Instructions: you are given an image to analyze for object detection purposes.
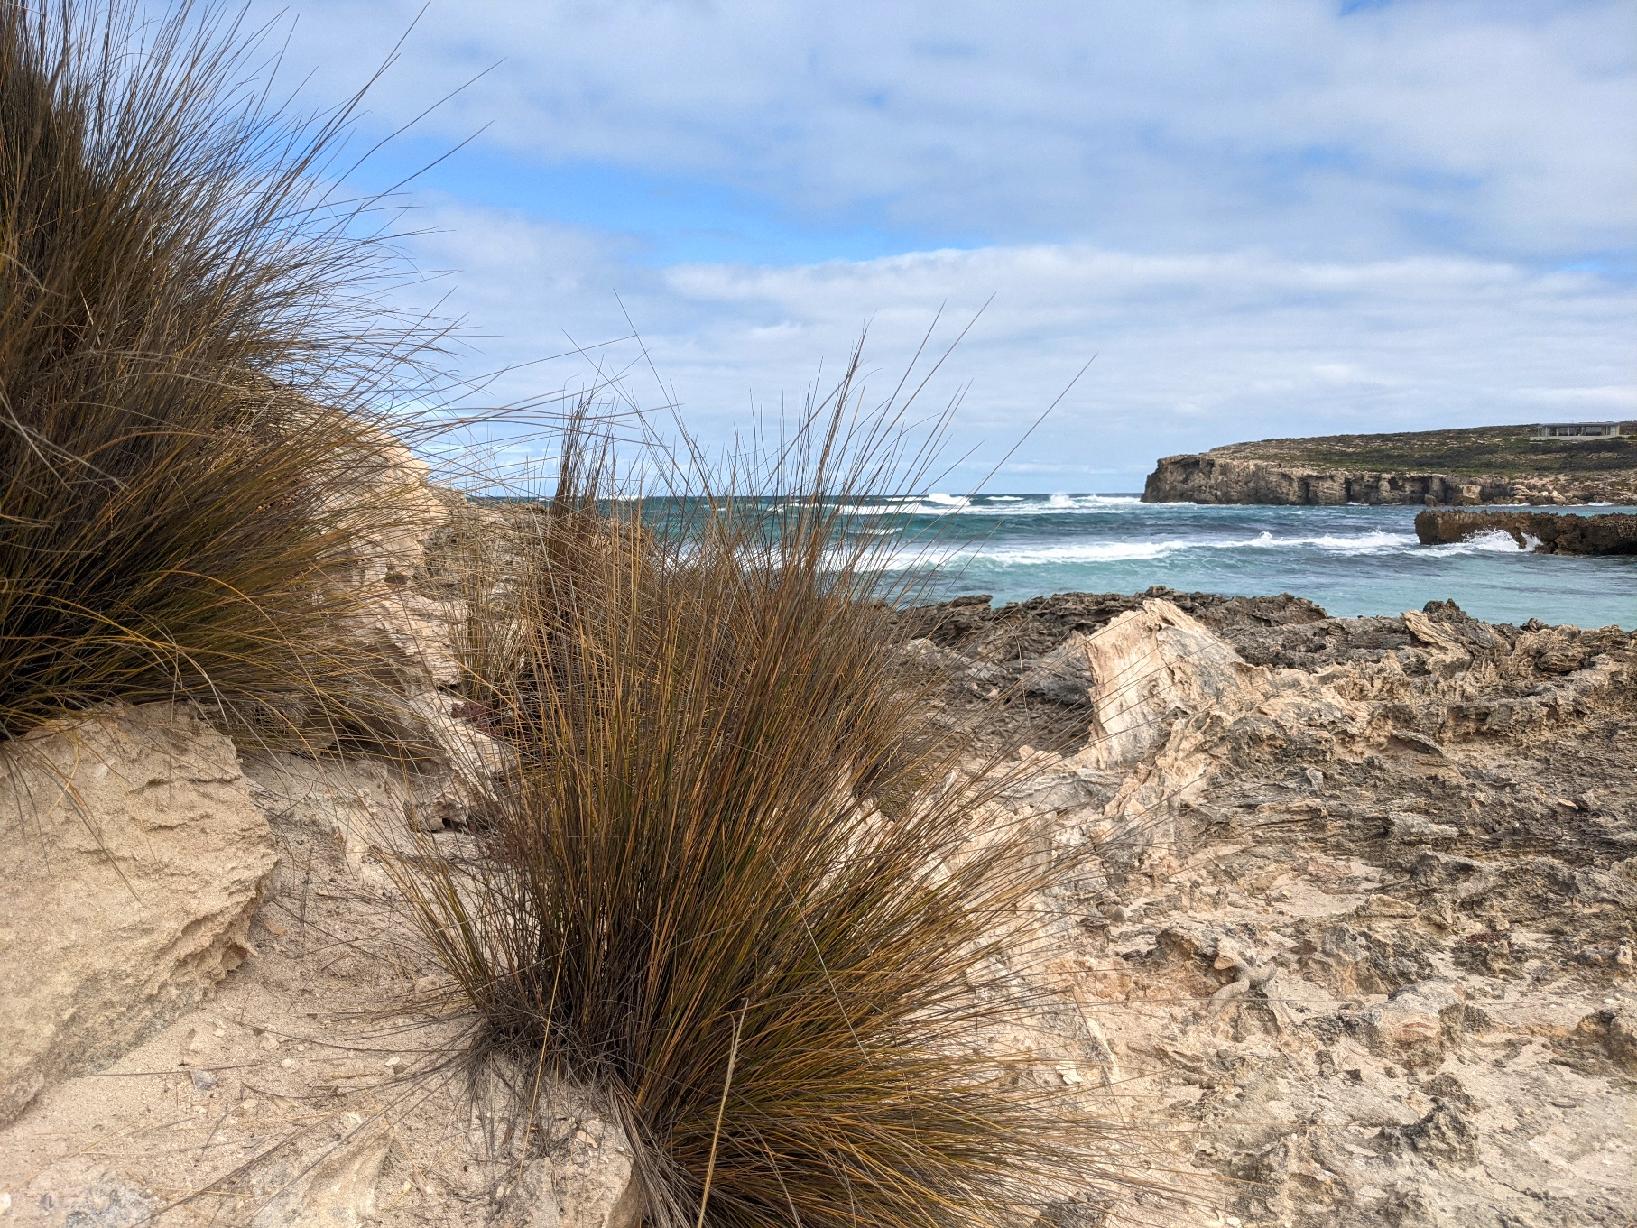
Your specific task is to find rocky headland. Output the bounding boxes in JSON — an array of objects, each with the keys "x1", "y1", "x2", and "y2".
[
  {"x1": 3, "y1": 470, "x2": 1635, "y2": 1226},
  {"x1": 1143, "y1": 424, "x2": 1637, "y2": 505},
  {"x1": 1416, "y1": 508, "x2": 1637, "y2": 555}
]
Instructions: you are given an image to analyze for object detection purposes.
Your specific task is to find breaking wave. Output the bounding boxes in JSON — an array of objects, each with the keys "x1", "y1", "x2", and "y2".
[
  {"x1": 969, "y1": 529, "x2": 1438, "y2": 566},
  {"x1": 1423, "y1": 529, "x2": 1529, "y2": 556}
]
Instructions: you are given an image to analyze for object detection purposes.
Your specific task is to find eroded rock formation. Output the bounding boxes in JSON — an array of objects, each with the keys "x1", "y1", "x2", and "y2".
[
  {"x1": 1143, "y1": 453, "x2": 1515, "y2": 505},
  {"x1": 1416, "y1": 507, "x2": 1637, "y2": 555},
  {"x1": 0, "y1": 462, "x2": 638, "y2": 1227},
  {"x1": 1143, "y1": 452, "x2": 1637, "y2": 505},
  {"x1": 904, "y1": 590, "x2": 1637, "y2": 1227},
  {"x1": 0, "y1": 703, "x2": 276, "y2": 1123},
  {"x1": 5, "y1": 456, "x2": 1635, "y2": 1226}
]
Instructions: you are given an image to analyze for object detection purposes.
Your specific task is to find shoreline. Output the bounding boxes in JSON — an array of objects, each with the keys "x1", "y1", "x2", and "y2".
[
  {"x1": 7, "y1": 488, "x2": 1634, "y2": 1227},
  {"x1": 897, "y1": 498, "x2": 1637, "y2": 630}
]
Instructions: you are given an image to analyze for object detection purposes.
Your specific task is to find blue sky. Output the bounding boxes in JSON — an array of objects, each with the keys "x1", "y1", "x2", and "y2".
[{"x1": 252, "y1": 0, "x2": 1635, "y2": 490}]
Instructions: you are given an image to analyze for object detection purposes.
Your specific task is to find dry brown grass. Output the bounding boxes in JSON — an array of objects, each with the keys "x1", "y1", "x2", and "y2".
[
  {"x1": 0, "y1": 0, "x2": 447, "y2": 742},
  {"x1": 395, "y1": 382, "x2": 1140, "y2": 1225},
  {"x1": 2, "y1": 2, "x2": 1147, "y2": 1214}
]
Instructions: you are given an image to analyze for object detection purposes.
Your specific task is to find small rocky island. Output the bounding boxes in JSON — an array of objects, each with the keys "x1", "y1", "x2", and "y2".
[
  {"x1": 1144, "y1": 422, "x2": 1637, "y2": 505},
  {"x1": 1416, "y1": 508, "x2": 1637, "y2": 555}
]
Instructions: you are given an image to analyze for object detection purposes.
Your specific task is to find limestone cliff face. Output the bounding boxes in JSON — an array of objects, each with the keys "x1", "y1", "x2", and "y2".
[{"x1": 1142, "y1": 454, "x2": 1517, "y2": 506}]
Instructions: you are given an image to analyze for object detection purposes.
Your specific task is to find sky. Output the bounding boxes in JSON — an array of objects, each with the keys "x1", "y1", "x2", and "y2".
[{"x1": 250, "y1": 0, "x2": 1635, "y2": 491}]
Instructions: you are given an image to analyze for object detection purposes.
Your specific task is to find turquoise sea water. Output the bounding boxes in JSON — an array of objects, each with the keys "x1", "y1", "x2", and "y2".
[{"x1": 844, "y1": 494, "x2": 1637, "y2": 628}]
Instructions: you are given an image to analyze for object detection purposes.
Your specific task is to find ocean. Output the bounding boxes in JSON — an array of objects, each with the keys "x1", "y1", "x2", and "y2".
[{"x1": 844, "y1": 494, "x2": 1637, "y2": 628}]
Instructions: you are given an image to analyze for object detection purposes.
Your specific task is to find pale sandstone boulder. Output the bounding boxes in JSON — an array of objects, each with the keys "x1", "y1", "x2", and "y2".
[
  {"x1": 1070, "y1": 600, "x2": 1266, "y2": 771},
  {"x1": 348, "y1": 688, "x2": 509, "y2": 831},
  {"x1": 997, "y1": 601, "x2": 1270, "y2": 868},
  {"x1": 1056, "y1": 599, "x2": 1380, "y2": 869},
  {"x1": 0, "y1": 703, "x2": 275, "y2": 1123}
]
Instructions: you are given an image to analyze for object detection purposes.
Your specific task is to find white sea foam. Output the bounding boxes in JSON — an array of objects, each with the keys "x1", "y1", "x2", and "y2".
[
  {"x1": 968, "y1": 528, "x2": 1430, "y2": 566},
  {"x1": 1298, "y1": 530, "x2": 1419, "y2": 553},
  {"x1": 971, "y1": 539, "x2": 1192, "y2": 564},
  {"x1": 831, "y1": 492, "x2": 1145, "y2": 515},
  {"x1": 1423, "y1": 529, "x2": 1528, "y2": 556},
  {"x1": 1034, "y1": 493, "x2": 1144, "y2": 511}
]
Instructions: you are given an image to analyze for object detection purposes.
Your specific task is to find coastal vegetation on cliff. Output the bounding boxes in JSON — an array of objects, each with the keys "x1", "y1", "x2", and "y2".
[{"x1": 1145, "y1": 423, "x2": 1637, "y2": 505}]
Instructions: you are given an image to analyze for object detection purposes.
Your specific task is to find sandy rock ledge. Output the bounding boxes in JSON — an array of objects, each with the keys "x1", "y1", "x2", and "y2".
[{"x1": 0, "y1": 703, "x2": 276, "y2": 1124}]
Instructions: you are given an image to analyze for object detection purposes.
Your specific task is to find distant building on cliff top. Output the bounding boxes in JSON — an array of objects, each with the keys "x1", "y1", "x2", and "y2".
[{"x1": 1531, "y1": 421, "x2": 1627, "y2": 440}]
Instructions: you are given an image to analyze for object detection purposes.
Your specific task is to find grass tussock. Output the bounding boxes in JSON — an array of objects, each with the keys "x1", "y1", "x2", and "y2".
[
  {"x1": 1, "y1": 0, "x2": 445, "y2": 742},
  {"x1": 397, "y1": 390, "x2": 1134, "y2": 1225}
]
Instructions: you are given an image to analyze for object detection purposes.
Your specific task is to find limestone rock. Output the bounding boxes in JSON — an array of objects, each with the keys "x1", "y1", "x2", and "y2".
[
  {"x1": 398, "y1": 691, "x2": 509, "y2": 830},
  {"x1": 501, "y1": 1093, "x2": 643, "y2": 1228},
  {"x1": 2, "y1": 1159, "x2": 156, "y2": 1227},
  {"x1": 911, "y1": 588, "x2": 1637, "y2": 1227},
  {"x1": 1074, "y1": 600, "x2": 1266, "y2": 771},
  {"x1": 1415, "y1": 508, "x2": 1637, "y2": 555},
  {"x1": 0, "y1": 704, "x2": 276, "y2": 1123},
  {"x1": 1019, "y1": 634, "x2": 1099, "y2": 706},
  {"x1": 339, "y1": 439, "x2": 452, "y2": 591},
  {"x1": 366, "y1": 590, "x2": 463, "y2": 692},
  {"x1": 250, "y1": 1127, "x2": 394, "y2": 1227},
  {"x1": 1143, "y1": 443, "x2": 1637, "y2": 506},
  {"x1": 1142, "y1": 454, "x2": 1524, "y2": 506}
]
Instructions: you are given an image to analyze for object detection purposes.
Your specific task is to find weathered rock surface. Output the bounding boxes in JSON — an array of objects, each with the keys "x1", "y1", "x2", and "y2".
[
  {"x1": 1069, "y1": 600, "x2": 1267, "y2": 770},
  {"x1": 498, "y1": 1087, "x2": 643, "y2": 1228},
  {"x1": 0, "y1": 740, "x2": 638, "y2": 1227},
  {"x1": 1416, "y1": 507, "x2": 1637, "y2": 555},
  {"x1": 248, "y1": 1126, "x2": 395, "y2": 1227},
  {"x1": 918, "y1": 590, "x2": 1637, "y2": 1227},
  {"x1": 0, "y1": 703, "x2": 276, "y2": 1124},
  {"x1": 7, "y1": 434, "x2": 1634, "y2": 1228}
]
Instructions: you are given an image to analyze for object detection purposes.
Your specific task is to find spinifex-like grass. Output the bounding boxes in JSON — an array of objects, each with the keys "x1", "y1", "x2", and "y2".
[
  {"x1": 398, "y1": 396, "x2": 1136, "y2": 1225},
  {"x1": 0, "y1": 0, "x2": 445, "y2": 742}
]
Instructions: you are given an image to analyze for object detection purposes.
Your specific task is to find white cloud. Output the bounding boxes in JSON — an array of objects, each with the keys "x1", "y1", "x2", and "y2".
[
  {"x1": 198, "y1": 0, "x2": 1637, "y2": 485},
  {"x1": 260, "y1": 0, "x2": 1637, "y2": 257},
  {"x1": 407, "y1": 206, "x2": 1637, "y2": 489}
]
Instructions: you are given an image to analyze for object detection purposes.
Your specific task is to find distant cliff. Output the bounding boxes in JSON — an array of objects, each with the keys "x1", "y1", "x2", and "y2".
[{"x1": 1143, "y1": 424, "x2": 1637, "y2": 506}]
